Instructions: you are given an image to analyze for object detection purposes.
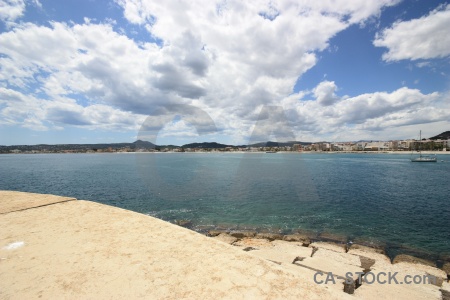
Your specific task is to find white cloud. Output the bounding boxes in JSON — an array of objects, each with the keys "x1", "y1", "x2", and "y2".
[
  {"x1": 416, "y1": 61, "x2": 431, "y2": 68},
  {"x1": 278, "y1": 82, "x2": 447, "y2": 141},
  {"x1": 0, "y1": 0, "x2": 25, "y2": 22},
  {"x1": 114, "y1": 0, "x2": 399, "y2": 106},
  {"x1": 158, "y1": 120, "x2": 199, "y2": 138},
  {"x1": 0, "y1": 0, "x2": 41, "y2": 25},
  {"x1": 313, "y1": 81, "x2": 339, "y2": 106},
  {"x1": 31, "y1": 0, "x2": 40, "y2": 8},
  {"x1": 374, "y1": 4, "x2": 450, "y2": 61},
  {"x1": 0, "y1": 21, "x2": 170, "y2": 114},
  {"x1": 0, "y1": 87, "x2": 146, "y2": 131},
  {"x1": 1, "y1": 0, "x2": 448, "y2": 144}
]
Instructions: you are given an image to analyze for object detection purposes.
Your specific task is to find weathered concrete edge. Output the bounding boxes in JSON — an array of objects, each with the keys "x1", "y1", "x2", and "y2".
[{"x1": 0, "y1": 198, "x2": 77, "y2": 215}]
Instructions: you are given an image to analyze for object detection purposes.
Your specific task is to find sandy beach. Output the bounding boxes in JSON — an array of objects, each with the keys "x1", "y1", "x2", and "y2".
[{"x1": 1, "y1": 191, "x2": 449, "y2": 299}]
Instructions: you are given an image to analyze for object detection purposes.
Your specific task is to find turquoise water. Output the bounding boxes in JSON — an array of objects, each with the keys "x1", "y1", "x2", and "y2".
[{"x1": 1, "y1": 152, "x2": 449, "y2": 261}]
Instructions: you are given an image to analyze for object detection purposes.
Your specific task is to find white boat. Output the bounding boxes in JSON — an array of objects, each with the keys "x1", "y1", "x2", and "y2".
[
  {"x1": 410, "y1": 130, "x2": 437, "y2": 162},
  {"x1": 411, "y1": 155, "x2": 437, "y2": 162}
]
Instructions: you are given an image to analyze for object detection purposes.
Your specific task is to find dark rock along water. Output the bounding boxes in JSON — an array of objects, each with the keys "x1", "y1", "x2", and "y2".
[{"x1": 1, "y1": 152, "x2": 449, "y2": 262}]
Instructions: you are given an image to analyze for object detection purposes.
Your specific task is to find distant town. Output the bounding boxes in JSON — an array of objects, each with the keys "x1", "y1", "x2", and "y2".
[{"x1": 2, "y1": 131, "x2": 449, "y2": 154}]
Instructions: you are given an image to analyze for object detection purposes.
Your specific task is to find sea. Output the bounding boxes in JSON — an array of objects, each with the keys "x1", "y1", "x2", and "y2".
[{"x1": 1, "y1": 152, "x2": 449, "y2": 263}]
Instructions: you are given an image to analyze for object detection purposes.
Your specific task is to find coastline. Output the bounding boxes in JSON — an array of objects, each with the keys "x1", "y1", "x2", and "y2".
[
  {"x1": 1, "y1": 191, "x2": 449, "y2": 299},
  {"x1": 179, "y1": 223, "x2": 449, "y2": 267},
  {"x1": 2, "y1": 150, "x2": 450, "y2": 155}
]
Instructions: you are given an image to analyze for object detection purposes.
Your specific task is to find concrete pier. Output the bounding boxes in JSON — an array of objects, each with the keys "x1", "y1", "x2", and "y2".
[{"x1": 1, "y1": 191, "x2": 448, "y2": 299}]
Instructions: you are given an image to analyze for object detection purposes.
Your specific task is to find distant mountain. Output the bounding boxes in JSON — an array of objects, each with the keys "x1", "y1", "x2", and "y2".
[
  {"x1": 429, "y1": 131, "x2": 450, "y2": 140},
  {"x1": 181, "y1": 142, "x2": 233, "y2": 149},
  {"x1": 133, "y1": 140, "x2": 156, "y2": 148},
  {"x1": 0, "y1": 140, "x2": 157, "y2": 153},
  {"x1": 248, "y1": 141, "x2": 311, "y2": 147},
  {"x1": 0, "y1": 142, "x2": 134, "y2": 151},
  {"x1": 0, "y1": 140, "x2": 314, "y2": 152}
]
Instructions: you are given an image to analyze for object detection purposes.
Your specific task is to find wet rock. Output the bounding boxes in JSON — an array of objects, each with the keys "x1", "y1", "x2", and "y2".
[
  {"x1": 207, "y1": 230, "x2": 229, "y2": 237},
  {"x1": 393, "y1": 254, "x2": 436, "y2": 267},
  {"x1": 255, "y1": 233, "x2": 283, "y2": 241},
  {"x1": 229, "y1": 231, "x2": 256, "y2": 239},
  {"x1": 175, "y1": 220, "x2": 192, "y2": 228},
  {"x1": 194, "y1": 225, "x2": 216, "y2": 234},
  {"x1": 352, "y1": 237, "x2": 386, "y2": 250},
  {"x1": 443, "y1": 262, "x2": 450, "y2": 281},
  {"x1": 213, "y1": 233, "x2": 238, "y2": 245},
  {"x1": 295, "y1": 228, "x2": 318, "y2": 238},
  {"x1": 283, "y1": 234, "x2": 311, "y2": 246},
  {"x1": 439, "y1": 254, "x2": 450, "y2": 262},
  {"x1": 318, "y1": 232, "x2": 348, "y2": 244},
  {"x1": 350, "y1": 243, "x2": 386, "y2": 255},
  {"x1": 443, "y1": 262, "x2": 450, "y2": 275}
]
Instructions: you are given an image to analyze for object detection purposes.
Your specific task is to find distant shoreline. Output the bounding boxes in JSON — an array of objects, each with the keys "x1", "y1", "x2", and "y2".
[{"x1": 2, "y1": 150, "x2": 450, "y2": 155}]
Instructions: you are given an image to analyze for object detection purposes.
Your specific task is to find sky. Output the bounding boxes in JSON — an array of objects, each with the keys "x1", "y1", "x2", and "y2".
[{"x1": 0, "y1": 0, "x2": 449, "y2": 146}]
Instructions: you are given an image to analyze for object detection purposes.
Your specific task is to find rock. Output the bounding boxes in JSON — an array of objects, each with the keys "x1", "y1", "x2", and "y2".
[
  {"x1": 442, "y1": 289, "x2": 450, "y2": 300},
  {"x1": 229, "y1": 231, "x2": 256, "y2": 239},
  {"x1": 213, "y1": 233, "x2": 238, "y2": 245},
  {"x1": 443, "y1": 262, "x2": 450, "y2": 276},
  {"x1": 243, "y1": 247, "x2": 257, "y2": 252},
  {"x1": 255, "y1": 233, "x2": 283, "y2": 241},
  {"x1": 443, "y1": 262, "x2": 450, "y2": 283},
  {"x1": 349, "y1": 243, "x2": 386, "y2": 255},
  {"x1": 352, "y1": 237, "x2": 386, "y2": 250},
  {"x1": 283, "y1": 234, "x2": 311, "y2": 246},
  {"x1": 175, "y1": 220, "x2": 192, "y2": 228},
  {"x1": 318, "y1": 232, "x2": 348, "y2": 244},
  {"x1": 392, "y1": 254, "x2": 436, "y2": 268},
  {"x1": 343, "y1": 278, "x2": 356, "y2": 295},
  {"x1": 207, "y1": 230, "x2": 228, "y2": 237},
  {"x1": 439, "y1": 254, "x2": 450, "y2": 262},
  {"x1": 295, "y1": 228, "x2": 318, "y2": 238}
]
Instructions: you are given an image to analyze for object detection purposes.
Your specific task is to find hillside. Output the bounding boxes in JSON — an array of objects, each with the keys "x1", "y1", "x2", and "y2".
[
  {"x1": 248, "y1": 141, "x2": 311, "y2": 147},
  {"x1": 181, "y1": 142, "x2": 233, "y2": 149},
  {"x1": 429, "y1": 131, "x2": 450, "y2": 140}
]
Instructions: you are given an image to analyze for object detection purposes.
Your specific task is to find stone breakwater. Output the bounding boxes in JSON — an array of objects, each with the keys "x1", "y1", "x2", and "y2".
[
  {"x1": 177, "y1": 222, "x2": 448, "y2": 266},
  {"x1": 206, "y1": 229, "x2": 450, "y2": 299},
  {"x1": 1, "y1": 191, "x2": 449, "y2": 300}
]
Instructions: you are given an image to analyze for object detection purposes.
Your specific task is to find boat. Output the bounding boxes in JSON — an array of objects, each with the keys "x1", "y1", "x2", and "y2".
[
  {"x1": 410, "y1": 130, "x2": 437, "y2": 162},
  {"x1": 411, "y1": 155, "x2": 437, "y2": 162}
]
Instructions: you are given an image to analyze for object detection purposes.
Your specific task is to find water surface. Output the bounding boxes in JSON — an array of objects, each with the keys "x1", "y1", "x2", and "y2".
[{"x1": 1, "y1": 152, "x2": 449, "y2": 261}]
